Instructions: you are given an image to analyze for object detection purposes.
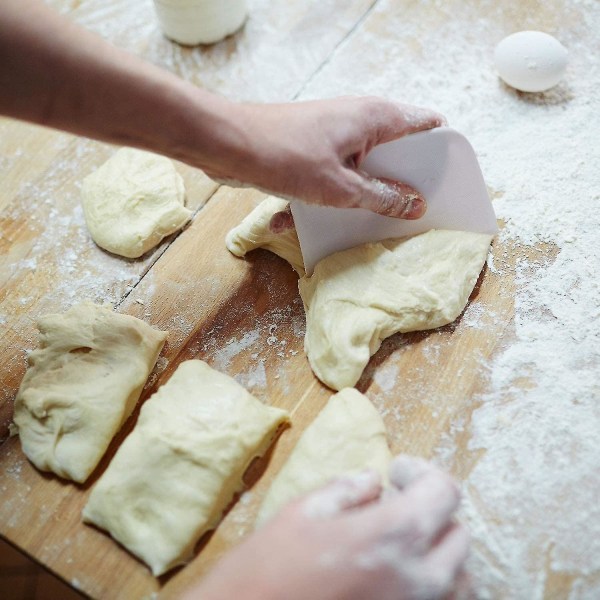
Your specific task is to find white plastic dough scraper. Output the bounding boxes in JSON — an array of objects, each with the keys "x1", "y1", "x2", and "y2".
[{"x1": 290, "y1": 127, "x2": 498, "y2": 275}]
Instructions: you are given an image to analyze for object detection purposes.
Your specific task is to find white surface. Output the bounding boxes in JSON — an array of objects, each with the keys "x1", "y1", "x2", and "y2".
[
  {"x1": 291, "y1": 127, "x2": 498, "y2": 274},
  {"x1": 153, "y1": 0, "x2": 247, "y2": 45},
  {"x1": 494, "y1": 31, "x2": 568, "y2": 93}
]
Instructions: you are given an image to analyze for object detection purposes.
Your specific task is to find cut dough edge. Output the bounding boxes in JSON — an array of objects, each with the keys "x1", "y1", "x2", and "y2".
[
  {"x1": 226, "y1": 197, "x2": 493, "y2": 390},
  {"x1": 12, "y1": 302, "x2": 167, "y2": 483},
  {"x1": 257, "y1": 387, "x2": 392, "y2": 525},
  {"x1": 83, "y1": 359, "x2": 290, "y2": 576}
]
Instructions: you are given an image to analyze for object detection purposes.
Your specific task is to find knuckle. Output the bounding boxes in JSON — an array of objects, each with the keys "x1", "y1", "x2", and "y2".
[
  {"x1": 376, "y1": 194, "x2": 399, "y2": 217},
  {"x1": 392, "y1": 511, "x2": 428, "y2": 541},
  {"x1": 372, "y1": 183, "x2": 401, "y2": 216}
]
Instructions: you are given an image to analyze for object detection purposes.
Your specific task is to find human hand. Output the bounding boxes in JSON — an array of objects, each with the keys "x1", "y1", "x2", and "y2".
[
  {"x1": 184, "y1": 455, "x2": 469, "y2": 600},
  {"x1": 204, "y1": 97, "x2": 445, "y2": 219}
]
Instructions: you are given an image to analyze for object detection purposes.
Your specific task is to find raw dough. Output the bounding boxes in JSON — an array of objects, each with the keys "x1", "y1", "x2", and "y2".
[
  {"x1": 82, "y1": 148, "x2": 192, "y2": 258},
  {"x1": 83, "y1": 359, "x2": 290, "y2": 576},
  {"x1": 257, "y1": 387, "x2": 391, "y2": 525},
  {"x1": 13, "y1": 303, "x2": 167, "y2": 483},
  {"x1": 226, "y1": 196, "x2": 305, "y2": 275},
  {"x1": 301, "y1": 230, "x2": 492, "y2": 389},
  {"x1": 226, "y1": 198, "x2": 492, "y2": 390}
]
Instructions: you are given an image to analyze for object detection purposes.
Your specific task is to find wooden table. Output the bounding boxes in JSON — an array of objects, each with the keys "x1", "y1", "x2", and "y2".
[{"x1": 1, "y1": 1, "x2": 598, "y2": 598}]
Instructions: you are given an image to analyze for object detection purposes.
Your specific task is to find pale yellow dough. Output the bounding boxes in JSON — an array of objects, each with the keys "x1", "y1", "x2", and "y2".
[
  {"x1": 257, "y1": 387, "x2": 391, "y2": 525},
  {"x1": 83, "y1": 360, "x2": 290, "y2": 576},
  {"x1": 225, "y1": 196, "x2": 305, "y2": 275},
  {"x1": 82, "y1": 148, "x2": 192, "y2": 258},
  {"x1": 301, "y1": 229, "x2": 492, "y2": 389},
  {"x1": 226, "y1": 197, "x2": 493, "y2": 390},
  {"x1": 13, "y1": 303, "x2": 167, "y2": 483}
]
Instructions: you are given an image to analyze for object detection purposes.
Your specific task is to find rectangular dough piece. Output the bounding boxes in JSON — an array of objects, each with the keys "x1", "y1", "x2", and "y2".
[
  {"x1": 13, "y1": 302, "x2": 167, "y2": 483},
  {"x1": 82, "y1": 359, "x2": 290, "y2": 576},
  {"x1": 256, "y1": 387, "x2": 392, "y2": 525}
]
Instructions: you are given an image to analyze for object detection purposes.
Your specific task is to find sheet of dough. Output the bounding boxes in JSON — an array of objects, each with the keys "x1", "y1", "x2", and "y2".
[
  {"x1": 82, "y1": 148, "x2": 192, "y2": 258},
  {"x1": 13, "y1": 302, "x2": 167, "y2": 483},
  {"x1": 226, "y1": 198, "x2": 492, "y2": 390},
  {"x1": 301, "y1": 229, "x2": 493, "y2": 389},
  {"x1": 257, "y1": 387, "x2": 391, "y2": 525},
  {"x1": 83, "y1": 359, "x2": 290, "y2": 576}
]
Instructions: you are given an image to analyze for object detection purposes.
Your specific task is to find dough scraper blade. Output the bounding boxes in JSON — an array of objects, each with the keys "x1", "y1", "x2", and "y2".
[{"x1": 290, "y1": 127, "x2": 498, "y2": 275}]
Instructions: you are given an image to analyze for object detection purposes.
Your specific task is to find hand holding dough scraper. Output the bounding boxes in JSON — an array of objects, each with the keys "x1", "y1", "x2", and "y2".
[{"x1": 290, "y1": 127, "x2": 498, "y2": 275}]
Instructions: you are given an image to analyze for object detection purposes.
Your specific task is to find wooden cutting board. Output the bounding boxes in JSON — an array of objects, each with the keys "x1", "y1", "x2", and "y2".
[{"x1": 0, "y1": 0, "x2": 590, "y2": 598}]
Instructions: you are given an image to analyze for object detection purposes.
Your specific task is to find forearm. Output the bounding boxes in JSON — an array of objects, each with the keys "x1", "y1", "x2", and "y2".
[
  {"x1": 0, "y1": 0, "x2": 444, "y2": 215},
  {"x1": 0, "y1": 0, "x2": 241, "y2": 173}
]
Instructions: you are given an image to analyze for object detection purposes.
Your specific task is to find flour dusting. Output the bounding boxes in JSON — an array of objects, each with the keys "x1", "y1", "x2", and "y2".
[
  {"x1": 1, "y1": 0, "x2": 598, "y2": 597},
  {"x1": 301, "y1": 1, "x2": 600, "y2": 597}
]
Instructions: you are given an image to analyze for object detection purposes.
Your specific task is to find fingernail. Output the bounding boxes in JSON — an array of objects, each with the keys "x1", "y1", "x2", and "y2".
[{"x1": 399, "y1": 195, "x2": 426, "y2": 219}]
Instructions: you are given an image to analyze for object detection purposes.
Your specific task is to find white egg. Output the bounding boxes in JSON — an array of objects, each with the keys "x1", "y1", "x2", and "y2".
[{"x1": 494, "y1": 31, "x2": 568, "y2": 93}]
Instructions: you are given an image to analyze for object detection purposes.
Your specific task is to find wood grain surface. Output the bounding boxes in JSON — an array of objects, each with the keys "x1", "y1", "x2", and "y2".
[{"x1": 1, "y1": 0, "x2": 596, "y2": 598}]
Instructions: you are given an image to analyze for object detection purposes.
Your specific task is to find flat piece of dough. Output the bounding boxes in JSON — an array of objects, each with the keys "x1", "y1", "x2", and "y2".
[
  {"x1": 257, "y1": 387, "x2": 391, "y2": 525},
  {"x1": 225, "y1": 196, "x2": 305, "y2": 275},
  {"x1": 226, "y1": 198, "x2": 492, "y2": 390},
  {"x1": 83, "y1": 360, "x2": 290, "y2": 576},
  {"x1": 301, "y1": 230, "x2": 492, "y2": 389},
  {"x1": 82, "y1": 148, "x2": 192, "y2": 258},
  {"x1": 13, "y1": 303, "x2": 167, "y2": 483}
]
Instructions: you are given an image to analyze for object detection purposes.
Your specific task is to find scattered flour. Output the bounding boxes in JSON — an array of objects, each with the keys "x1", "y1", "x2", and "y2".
[
  {"x1": 300, "y1": 1, "x2": 600, "y2": 597},
  {"x1": 1, "y1": 1, "x2": 598, "y2": 598},
  {"x1": 372, "y1": 360, "x2": 399, "y2": 394}
]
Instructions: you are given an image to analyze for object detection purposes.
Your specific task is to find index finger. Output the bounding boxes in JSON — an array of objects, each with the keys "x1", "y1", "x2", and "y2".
[{"x1": 367, "y1": 99, "x2": 447, "y2": 146}]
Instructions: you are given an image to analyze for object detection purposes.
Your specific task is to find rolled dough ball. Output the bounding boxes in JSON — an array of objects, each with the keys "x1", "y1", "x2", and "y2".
[
  {"x1": 256, "y1": 387, "x2": 391, "y2": 525},
  {"x1": 82, "y1": 148, "x2": 192, "y2": 258},
  {"x1": 13, "y1": 303, "x2": 167, "y2": 483},
  {"x1": 226, "y1": 198, "x2": 492, "y2": 390},
  {"x1": 83, "y1": 359, "x2": 290, "y2": 576},
  {"x1": 226, "y1": 195, "x2": 305, "y2": 275}
]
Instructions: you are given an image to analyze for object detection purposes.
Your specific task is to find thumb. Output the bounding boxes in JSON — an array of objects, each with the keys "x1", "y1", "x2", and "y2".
[{"x1": 349, "y1": 171, "x2": 427, "y2": 219}]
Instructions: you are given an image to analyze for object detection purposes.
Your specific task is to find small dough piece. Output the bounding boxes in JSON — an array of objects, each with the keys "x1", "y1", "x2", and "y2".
[
  {"x1": 301, "y1": 230, "x2": 492, "y2": 389},
  {"x1": 13, "y1": 303, "x2": 167, "y2": 483},
  {"x1": 225, "y1": 198, "x2": 492, "y2": 390},
  {"x1": 226, "y1": 196, "x2": 305, "y2": 275},
  {"x1": 257, "y1": 387, "x2": 391, "y2": 525},
  {"x1": 83, "y1": 360, "x2": 290, "y2": 576},
  {"x1": 82, "y1": 148, "x2": 192, "y2": 258}
]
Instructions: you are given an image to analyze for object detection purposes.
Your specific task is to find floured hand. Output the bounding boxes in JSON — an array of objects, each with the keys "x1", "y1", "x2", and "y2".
[
  {"x1": 184, "y1": 455, "x2": 469, "y2": 600},
  {"x1": 204, "y1": 97, "x2": 446, "y2": 219}
]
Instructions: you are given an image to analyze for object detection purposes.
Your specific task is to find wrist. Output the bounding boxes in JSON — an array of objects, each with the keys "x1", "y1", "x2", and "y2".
[{"x1": 162, "y1": 84, "x2": 253, "y2": 180}]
